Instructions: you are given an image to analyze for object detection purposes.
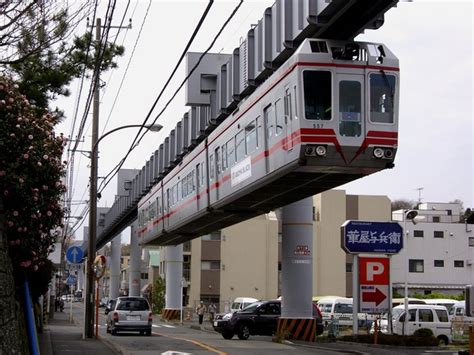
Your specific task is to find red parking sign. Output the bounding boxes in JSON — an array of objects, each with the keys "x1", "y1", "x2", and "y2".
[{"x1": 359, "y1": 257, "x2": 390, "y2": 313}]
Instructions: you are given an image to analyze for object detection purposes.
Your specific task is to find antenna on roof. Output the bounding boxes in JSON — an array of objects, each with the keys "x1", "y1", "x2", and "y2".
[{"x1": 415, "y1": 187, "x2": 424, "y2": 204}]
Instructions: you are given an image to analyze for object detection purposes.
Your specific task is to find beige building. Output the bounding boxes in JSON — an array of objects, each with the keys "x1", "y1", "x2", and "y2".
[{"x1": 180, "y1": 189, "x2": 391, "y2": 311}]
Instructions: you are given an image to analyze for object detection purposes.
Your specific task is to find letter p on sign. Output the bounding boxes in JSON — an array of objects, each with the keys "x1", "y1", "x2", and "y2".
[{"x1": 359, "y1": 257, "x2": 389, "y2": 285}]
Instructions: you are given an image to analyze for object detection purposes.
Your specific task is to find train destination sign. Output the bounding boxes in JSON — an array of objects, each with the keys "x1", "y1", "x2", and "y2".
[{"x1": 341, "y1": 220, "x2": 403, "y2": 254}]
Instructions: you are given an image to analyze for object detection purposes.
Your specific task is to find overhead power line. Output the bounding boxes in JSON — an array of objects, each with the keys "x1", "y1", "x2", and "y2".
[{"x1": 99, "y1": 0, "x2": 243, "y2": 194}]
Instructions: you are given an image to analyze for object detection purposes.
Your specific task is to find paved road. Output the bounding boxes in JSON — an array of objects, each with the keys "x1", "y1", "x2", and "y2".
[{"x1": 65, "y1": 301, "x2": 466, "y2": 355}]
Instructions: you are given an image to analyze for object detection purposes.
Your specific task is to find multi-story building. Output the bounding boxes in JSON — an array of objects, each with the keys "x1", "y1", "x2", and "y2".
[
  {"x1": 137, "y1": 194, "x2": 472, "y2": 310},
  {"x1": 391, "y1": 202, "x2": 473, "y2": 296}
]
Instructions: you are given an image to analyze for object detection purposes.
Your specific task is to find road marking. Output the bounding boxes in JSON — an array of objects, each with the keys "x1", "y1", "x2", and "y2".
[
  {"x1": 161, "y1": 324, "x2": 176, "y2": 328},
  {"x1": 153, "y1": 332, "x2": 226, "y2": 355}
]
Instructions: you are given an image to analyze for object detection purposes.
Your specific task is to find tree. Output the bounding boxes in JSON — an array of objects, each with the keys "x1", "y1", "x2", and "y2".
[
  {"x1": 1, "y1": 2, "x2": 124, "y2": 116},
  {"x1": 391, "y1": 199, "x2": 416, "y2": 211},
  {"x1": 151, "y1": 277, "x2": 166, "y2": 315}
]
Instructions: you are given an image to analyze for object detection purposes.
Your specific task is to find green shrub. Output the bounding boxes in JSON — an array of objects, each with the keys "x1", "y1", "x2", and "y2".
[{"x1": 414, "y1": 328, "x2": 434, "y2": 337}]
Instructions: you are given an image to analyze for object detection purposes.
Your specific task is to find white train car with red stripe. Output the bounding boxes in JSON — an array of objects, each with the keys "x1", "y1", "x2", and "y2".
[{"x1": 138, "y1": 39, "x2": 399, "y2": 246}]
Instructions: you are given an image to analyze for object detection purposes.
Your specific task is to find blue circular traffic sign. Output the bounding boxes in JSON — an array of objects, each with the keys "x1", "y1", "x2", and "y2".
[{"x1": 66, "y1": 246, "x2": 84, "y2": 264}]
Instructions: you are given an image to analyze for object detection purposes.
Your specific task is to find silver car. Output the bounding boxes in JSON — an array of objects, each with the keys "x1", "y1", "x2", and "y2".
[{"x1": 106, "y1": 296, "x2": 152, "y2": 336}]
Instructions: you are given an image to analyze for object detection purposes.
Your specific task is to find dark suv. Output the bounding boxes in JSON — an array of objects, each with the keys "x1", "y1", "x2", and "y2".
[{"x1": 213, "y1": 300, "x2": 324, "y2": 340}]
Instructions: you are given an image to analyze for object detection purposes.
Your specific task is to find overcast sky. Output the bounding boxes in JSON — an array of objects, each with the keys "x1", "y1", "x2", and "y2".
[{"x1": 56, "y1": 1, "x2": 473, "y2": 240}]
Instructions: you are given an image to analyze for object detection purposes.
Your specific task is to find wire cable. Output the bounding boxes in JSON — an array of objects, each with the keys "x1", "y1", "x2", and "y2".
[{"x1": 99, "y1": 0, "x2": 243, "y2": 195}]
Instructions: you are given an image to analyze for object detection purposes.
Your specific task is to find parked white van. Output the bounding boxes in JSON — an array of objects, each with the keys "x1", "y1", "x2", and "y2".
[
  {"x1": 230, "y1": 297, "x2": 258, "y2": 313},
  {"x1": 424, "y1": 299, "x2": 457, "y2": 313},
  {"x1": 391, "y1": 304, "x2": 452, "y2": 344},
  {"x1": 449, "y1": 300, "x2": 466, "y2": 319},
  {"x1": 316, "y1": 296, "x2": 375, "y2": 327}
]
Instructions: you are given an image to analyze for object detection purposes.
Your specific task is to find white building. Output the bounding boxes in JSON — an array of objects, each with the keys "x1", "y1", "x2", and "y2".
[{"x1": 391, "y1": 202, "x2": 473, "y2": 296}]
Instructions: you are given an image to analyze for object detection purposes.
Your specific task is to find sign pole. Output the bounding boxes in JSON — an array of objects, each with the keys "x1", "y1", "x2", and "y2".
[
  {"x1": 352, "y1": 255, "x2": 359, "y2": 336},
  {"x1": 95, "y1": 279, "x2": 99, "y2": 338},
  {"x1": 70, "y1": 284, "x2": 73, "y2": 322}
]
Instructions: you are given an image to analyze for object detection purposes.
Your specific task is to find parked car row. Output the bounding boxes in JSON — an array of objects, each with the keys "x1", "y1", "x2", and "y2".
[{"x1": 212, "y1": 299, "x2": 324, "y2": 340}]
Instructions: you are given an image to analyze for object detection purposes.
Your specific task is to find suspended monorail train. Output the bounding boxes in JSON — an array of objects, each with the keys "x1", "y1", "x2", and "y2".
[{"x1": 138, "y1": 38, "x2": 399, "y2": 245}]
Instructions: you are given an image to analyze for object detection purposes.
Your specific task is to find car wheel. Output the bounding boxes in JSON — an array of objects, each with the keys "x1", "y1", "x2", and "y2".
[
  {"x1": 237, "y1": 324, "x2": 250, "y2": 340},
  {"x1": 437, "y1": 335, "x2": 449, "y2": 345},
  {"x1": 146, "y1": 329, "x2": 152, "y2": 336},
  {"x1": 222, "y1": 331, "x2": 233, "y2": 340}
]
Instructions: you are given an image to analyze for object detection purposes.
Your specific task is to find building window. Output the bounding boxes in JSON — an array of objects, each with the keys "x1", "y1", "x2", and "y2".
[
  {"x1": 433, "y1": 216, "x2": 440, "y2": 222},
  {"x1": 454, "y1": 260, "x2": 464, "y2": 268},
  {"x1": 409, "y1": 259, "x2": 424, "y2": 273},
  {"x1": 434, "y1": 260, "x2": 444, "y2": 267},
  {"x1": 140, "y1": 273, "x2": 148, "y2": 280},
  {"x1": 469, "y1": 237, "x2": 474, "y2": 247},
  {"x1": 434, "y1": 231, "x2": 444, "y2": 238},
  {"x1": 413, "y1": 230, "x2": 424, "y2": 238},
  {"x1": 201, "y1": 261, "x2": 220, "y2": 270},
  {"x1": 202, "y1": 231, "x2": 221, "y2": 241}
]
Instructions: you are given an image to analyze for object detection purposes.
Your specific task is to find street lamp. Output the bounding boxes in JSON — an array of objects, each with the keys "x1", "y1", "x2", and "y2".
[
  {"x1": 403, "y1": 209, "x2": 418, "y2": 336},
  {"x1": 84, "y1": 123, "x2": 163, "y2": 338}
]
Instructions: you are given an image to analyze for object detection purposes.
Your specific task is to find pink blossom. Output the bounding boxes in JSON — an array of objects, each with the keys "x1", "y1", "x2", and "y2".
[
  {"x1": 43, "y1": 154, "x2": 49, "y2": 160},
  {"x1": 7, "y1": 221, "x2": 14, "y2": 227},
  {"x1": 8, "y1": 97, "x2": 14, "y2": 104},
  {"x1": 37, "y1": 162, "x2": 42, "y2": 167},
  {"x1": 18, "y1": 178, "x2": 24, "y2": 184},
  {"x1": 23, "y1": 154, "x2": 29, "y2": 159},
  {"x1": 42, "y1": 185, "x2": 48, "y2": 191},
  {"x1": 47, "y1": 211, "x2": 52, "y2": 216},
  {"x1": 17, "y1": 227, "x2": 22, "y2": 232},
  {"x1": 16, "y1": 124, "x2": 20, "y2": 128},
  {"x1": 12, "y1": 211, "x2": 18, "y2": 216},
  {"x1": 3, "y1": 190, "x2": 9, "y2": 196},
  {"x1": 33, "y1": 265, "x2": 38, "y2": 271},
  {"x1": 10, "y1": 133, "x2": 15, "y2": 137},
  {"x1": 20, "y1": 260, "x2": 32, "y2": 268},
  {"x1": 28, "y1": 134, "x2": 33, "y2": 140}
]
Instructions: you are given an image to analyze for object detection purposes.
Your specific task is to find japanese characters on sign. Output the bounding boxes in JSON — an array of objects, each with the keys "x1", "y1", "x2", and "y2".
[{"x1": 341, "y1": 221, "x2": 403, "y2": 254}]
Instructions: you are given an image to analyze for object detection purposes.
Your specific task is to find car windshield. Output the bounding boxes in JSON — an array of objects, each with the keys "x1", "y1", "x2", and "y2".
[
  {"x1": 241, "y1": 302, "x2": 262, "y2": 312},
  {"x1": 116, "y1": 298, "x2": 149, "y2": 311},
  {"x1": 392, "y1": 308, "x2": 404, "y2": 320}
]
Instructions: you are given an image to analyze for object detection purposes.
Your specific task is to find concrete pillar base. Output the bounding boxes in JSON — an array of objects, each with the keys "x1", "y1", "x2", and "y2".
[
  {"x1": 161, "y1": 308, "x2": 181, "y2": 321},
  {"x1": 277, "y1": 318, "x2": 316, "y2": 342}
]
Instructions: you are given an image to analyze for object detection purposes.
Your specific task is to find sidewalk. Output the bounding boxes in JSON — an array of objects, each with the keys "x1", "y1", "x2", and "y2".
[{"x1": 38, "y1": 310, "x2": 120, "y2": 355}]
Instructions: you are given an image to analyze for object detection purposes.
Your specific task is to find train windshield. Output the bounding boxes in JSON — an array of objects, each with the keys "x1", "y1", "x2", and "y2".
[
  {"x1": 339, "y1": 80, "x2": 362, "y2": 137},
  {"x1": 370, "y1": 73, "x2": 396, "y2": 123},
  {"x1": 303, "y1": 71, "x2": 332, "y2": 120}
]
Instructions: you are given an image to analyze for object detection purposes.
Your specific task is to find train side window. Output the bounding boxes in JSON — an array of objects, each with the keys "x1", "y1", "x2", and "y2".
[
  {"x1": 303, "y1": 71, "x2": 331, "y2": 120},
  {"x1": 166, "y1": 189, "x2": 170, "y2": 211},
  {"x1": 221, "y1": 144, "x2": 227, "y2": 171},
  {"x1": 264, "y1": 104, "x2": 274, "y2": 139},
  {"x1": 339, "y1": 80, "x2": 361, "y2": 137},
  {"x1": 245, "y1": 120, "x2": 257, "y2": 154},
  {"x1": 226, "y1": 137, "x2": 236, "y2": 167},
  {"x1": 284, "y1": 89, "x2": 292, "y2": 122},
  {"x1": 256, "y1": 115, "x2": 261, "y2": 148},
  {"x1": 370, "y1": 73, "x2": 396, "y2": 124},
  {"x1": 209, "y1": 154, "x2": 215, "y2": 180},
  {"x1": 215, "y1": 147, "x2": 221, "y2": 175},
  {"x1": 293, "y1": 86, "x2": 298, "y2": 120},
  {"x1": 275, "y1": 99, "x2": 283, "y2": 136},
  {"x1": 236, "y1": 130, "x2": 245, "y2": 161}
]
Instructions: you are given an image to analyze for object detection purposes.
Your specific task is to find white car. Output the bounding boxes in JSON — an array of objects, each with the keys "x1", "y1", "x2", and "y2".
[{"x1": 371, "y1": 305, "x2": 452, "y2": 345}]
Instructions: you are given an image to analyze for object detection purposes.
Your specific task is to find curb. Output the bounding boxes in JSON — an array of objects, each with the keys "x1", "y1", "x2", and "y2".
[{"x1": 284, "y1": 340, "x2": 367, "y2": 354}]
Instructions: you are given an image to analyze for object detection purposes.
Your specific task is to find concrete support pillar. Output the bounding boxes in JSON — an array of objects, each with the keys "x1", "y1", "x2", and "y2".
[
  {"x1": 129, "y1": 222, "x2": 141, "y2": 297},
  {"x1": 163, "y1": 244, "x2": 183, "y2": 321},
  {"x1": 277, "y1": 197, "x2": 316, "y2": 341},
  {"x1": 109, "y1": 233, "x2": 121, "y2": 300}
]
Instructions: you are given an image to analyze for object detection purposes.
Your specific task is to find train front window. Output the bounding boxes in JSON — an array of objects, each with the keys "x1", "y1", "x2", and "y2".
[
  {"x1": 339, "y1": 80, "x2": 361, "y2": 137},
  {"x1": 370, "y1": 73, "x2": 396, "y2": 123},
  {"x1": 303, "y1": 71, "x2": 331, "y2": 120}
]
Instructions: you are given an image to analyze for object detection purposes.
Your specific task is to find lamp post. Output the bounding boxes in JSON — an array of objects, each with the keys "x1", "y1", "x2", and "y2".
[
  {"x1": 403, "y1": 209, "x2": 418, "y2": 336},
  {"x1": 84, "y1": 123, "x2": 163, "y2": 338}
]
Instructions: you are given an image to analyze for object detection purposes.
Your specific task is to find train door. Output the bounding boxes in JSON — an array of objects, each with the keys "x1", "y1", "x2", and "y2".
[
  {"x1": 263, "y1": 104, "x2": 273, "y2": 174},
  {"x1": 284, "y1": 86, "x2": 294, "y2": 150},
  {"x1": 195, "y1": 163, "x2": 201, "y2": 211},
  {"x1": 336, "y1": 74, "x2": 365, "y2": 147}
]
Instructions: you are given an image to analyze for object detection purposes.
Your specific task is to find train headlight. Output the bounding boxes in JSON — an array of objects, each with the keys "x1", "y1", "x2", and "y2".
[
  {"x1": 373, "y1": 148, "x2": 384, "y2": 159},
  {"x1": 315, "y1": 145, "x2": 327, "y2": 157},
  {"x1": 384, "y1": 149, "x2": 394, "y2": 159},
  {"x1": 305, "y1": 146, "x2": 315, "y2": 156}
]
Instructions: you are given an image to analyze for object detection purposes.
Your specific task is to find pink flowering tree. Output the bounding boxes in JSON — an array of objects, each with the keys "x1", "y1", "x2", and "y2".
[{"x1": 0, "y1": 75, "x2": 66, "y2": 288}]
